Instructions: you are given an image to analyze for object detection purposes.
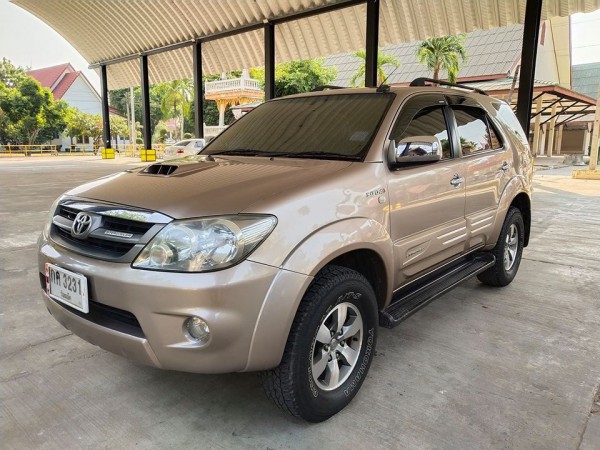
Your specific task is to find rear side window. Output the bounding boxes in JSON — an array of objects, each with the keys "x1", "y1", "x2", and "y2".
[
  {"x1": 453, "y1": 107, "x2": 502, "y2": 155},
  {"x1": 493, "y1": 102, "x2": 529, "y2": 146}
]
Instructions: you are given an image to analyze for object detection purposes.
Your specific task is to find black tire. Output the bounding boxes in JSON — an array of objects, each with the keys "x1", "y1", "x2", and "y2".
[
  {"x1": 260, "y1": 265, "x2": 378, "y2": 422},
  {"x1": 477, "y1": 207, "x2": 524, "y2": 287}
]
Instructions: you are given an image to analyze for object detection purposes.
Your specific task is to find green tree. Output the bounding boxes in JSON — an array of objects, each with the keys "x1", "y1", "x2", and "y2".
[
  {"x1": 416, "y1": 35, "x2": 467, "y2": 83},
  {"x1": 251, "y1": 59, "x2": 337, "y2": 97},
  {"x1": 349, "y1": 50, "x2": 400, "y2": 87},
  {"x1": 0, "y1": 58, "x2": 28, "y2": 88},
  {"x1": 109, "y1": 84, "x2": 168, "y2": 140},
  {"x1": 0, "y1": 76, "x2": 68, "y2": 145},
  {"x1": 109, "y1": 114, "x2": 129, "y2": 139},
  {"x1": 160, "y1": 79, "x2": 192, "y2": 139}
]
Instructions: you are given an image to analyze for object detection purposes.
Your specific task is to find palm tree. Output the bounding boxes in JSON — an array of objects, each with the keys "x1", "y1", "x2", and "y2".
[
  {"x1": 160, "y1": 79, "x2": 192, "y2": 139},
  {"x1": 349, "y1": 50, "x2": 400, "y2": 87},
  {"x1": 416, "y1": 35, "x2": 467, "y2": 83}
]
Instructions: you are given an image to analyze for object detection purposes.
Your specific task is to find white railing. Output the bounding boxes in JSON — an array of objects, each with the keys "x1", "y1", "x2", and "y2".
[
  {"x1": 204, "y1": 125, "x2": 228, "y2": 137},
  {"x1": 205, "y1": 77, "x2": 261, "y2": 93}
]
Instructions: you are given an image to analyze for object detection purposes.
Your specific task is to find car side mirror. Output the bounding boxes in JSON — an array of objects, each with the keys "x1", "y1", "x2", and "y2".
[{"x1": 388, "y1": 135, "x2": 442, "y2": 166}]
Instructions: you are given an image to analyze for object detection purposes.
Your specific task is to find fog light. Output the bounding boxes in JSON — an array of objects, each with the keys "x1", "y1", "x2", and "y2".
[{"x1": 184, "y1": 316, "x2": 210, "y2": 344}]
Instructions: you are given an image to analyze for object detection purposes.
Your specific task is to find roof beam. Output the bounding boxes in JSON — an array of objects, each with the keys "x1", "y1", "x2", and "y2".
[
  {"x1": 88, "y1": 0, "x2": 367, "y2": 70},
  {"x1": 193, "y1": 41, "x2": 204, "y2": 139},
  {"x1": 139, "y1": 55, "x2": 152, "y2": 150},
  {"x1": 100, "y1": 65, "x2": 111, "y2": 150},
  {"x1": 365, "y1": 0, "x2": 379, "y2": 88},
  {"x1": 264, "y1": 23, "x2": 275, "y2": 100},
  {"x1": 516, "y1": 0, "x2": 543, "y2": 135}
]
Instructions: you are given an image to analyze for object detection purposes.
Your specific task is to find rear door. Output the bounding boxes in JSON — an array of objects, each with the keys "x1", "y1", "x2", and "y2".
[
  {"x1": 446, "y1": 96, "x2": 512, "y2": 249},
  {"x1": 387, "y1": 94, "x2": 467, "y2": 288}
]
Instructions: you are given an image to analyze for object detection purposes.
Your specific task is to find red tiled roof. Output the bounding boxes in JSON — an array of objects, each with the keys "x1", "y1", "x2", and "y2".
[
  {"x1": 109, "y1": 106, "x2": 126, "y2": 117},
  {"x1": 51, "y1": 71, "x2": 80, "y2": 99},
  {"x1": 26, "y1": 63, "x2": 73, "y2": 89}
]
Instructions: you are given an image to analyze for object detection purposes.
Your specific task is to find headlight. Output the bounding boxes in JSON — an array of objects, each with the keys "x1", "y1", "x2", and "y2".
[{"x1": 132, "y1": 215, "x2": 277, "y2": 272}]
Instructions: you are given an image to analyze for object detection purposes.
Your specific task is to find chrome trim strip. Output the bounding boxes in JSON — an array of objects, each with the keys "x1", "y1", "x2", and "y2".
[
  {"x1": 62, "y1": 200, "x2": 173, "y2": 224},
  {"x1": 438, "y1": 226, "x2": 466, "y2": 240}
]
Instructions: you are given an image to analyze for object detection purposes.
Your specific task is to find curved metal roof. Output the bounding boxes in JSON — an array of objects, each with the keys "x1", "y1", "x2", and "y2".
[{"x1": 12, "y1": 0, "x2": 600, "y2": 90}]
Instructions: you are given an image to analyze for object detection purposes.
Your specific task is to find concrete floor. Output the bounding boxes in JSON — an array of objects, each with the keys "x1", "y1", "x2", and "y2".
[{"x1": 1, "y1": 157, "x2": 599, "y2": 449}]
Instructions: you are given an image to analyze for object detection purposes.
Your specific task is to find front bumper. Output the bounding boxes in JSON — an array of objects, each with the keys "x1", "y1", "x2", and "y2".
[{"x1": 38, "y1": 237, "x2": 308, "y2": 373}]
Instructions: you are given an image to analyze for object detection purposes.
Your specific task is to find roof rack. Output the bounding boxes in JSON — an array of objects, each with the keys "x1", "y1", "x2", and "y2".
[
  {"x1": 312, "y1": 85, "x2": 346, "y2": 91},
  {"x1": 409, "y1": 77, "x2": 488, "y2": 96}
]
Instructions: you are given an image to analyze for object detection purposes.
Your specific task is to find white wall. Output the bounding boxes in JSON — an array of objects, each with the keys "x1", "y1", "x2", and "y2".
[
  {"x1": 61, "y1": 76, "x2": 101, "y2": 114},
  {"x1": 534, "y1": 17, "x2": 571, "y2": 87}
]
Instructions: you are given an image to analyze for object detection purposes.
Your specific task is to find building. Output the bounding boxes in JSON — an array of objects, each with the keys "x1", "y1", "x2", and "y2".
[
  {"x1": 325, "y1": 19, "x2": 596, "y2": 158},
  {"x1": 27, "y1": 63, "x2": 101, "y2": 115},
  {"x1": 27, "y1": 63, "x2": 126, "y2": 149}
]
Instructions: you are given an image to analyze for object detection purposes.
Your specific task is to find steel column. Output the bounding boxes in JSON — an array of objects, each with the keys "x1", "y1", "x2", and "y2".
[
  {"x1": 532, "y1": 96, "x2": 543, "y2": 155},
  {"x1": 139, "y1": 55, "x2": 152, "y2": 150},
  {"x1": 555, "y1": 124, "x2": 564, "y2": 155},
  {"x1": 193, "y1": 41, "x2": 204, "y2": 138},
  {"x1": 589, "y1": 85, "x2": 600, "y2": 171},
  {"x1": 264, "y1": 23, "x2": 275, "y2": 100},
  {"x1": 516, "y1": 0, "x2": 543, "y2": 135},
  {"x1": 546, "y1": 103, "x2": 559, "y2": 157},
  {"x1": 365, "y1": 0, "x2": 380, "y2": 87},
  {"x1": 100, "y1": 65, "x2": 111, "y2": 149}
]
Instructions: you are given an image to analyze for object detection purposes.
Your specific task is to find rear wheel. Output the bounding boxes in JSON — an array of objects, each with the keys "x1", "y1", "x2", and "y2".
[
  {"x1": 261, "y1": 265, "x2": 378, "y2": 422},
  {"x1": 477, "y1": 207, "x2": 524, "y2": 287}
]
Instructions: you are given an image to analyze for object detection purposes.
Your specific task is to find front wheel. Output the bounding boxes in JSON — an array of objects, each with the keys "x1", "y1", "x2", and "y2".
[
  {"x1": 477, "y1": 207, "x2": 525, "y2": 287},
  {"x1": 261, "y1": 265, "x2": 378, "y2": 422}
]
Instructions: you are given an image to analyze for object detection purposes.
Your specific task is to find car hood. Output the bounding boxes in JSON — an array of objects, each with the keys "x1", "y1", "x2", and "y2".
[{"x1": 66, "y1": 155, "x2": 353, "y2": 219}]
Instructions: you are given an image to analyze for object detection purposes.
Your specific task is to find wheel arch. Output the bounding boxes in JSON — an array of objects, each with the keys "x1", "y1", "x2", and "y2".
[
  {"x1": 326, "y1": 249, "x2": 388, "y2": 311},
  {"x1": 244, "y1": 218, "x2": 393, "y2": 371},
  {"x1": 488, "y1": 177, "x2": 531, "y2": 248},
  {"x1": 510, "y1": 192, "x2": 531, "y2": 247}
]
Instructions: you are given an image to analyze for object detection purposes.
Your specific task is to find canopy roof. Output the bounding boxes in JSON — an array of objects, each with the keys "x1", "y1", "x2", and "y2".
[
  {"x1": 13, "y1": 0, "x2": 600, "y2": 90},
  {"x1": 466, "y1": 77, "x2": 597, "y2": 125}
]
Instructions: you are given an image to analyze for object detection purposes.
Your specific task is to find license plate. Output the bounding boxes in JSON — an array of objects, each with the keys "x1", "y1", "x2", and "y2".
[{"x1": 45, "y1": 263, "x2": 89, "y2": 313}]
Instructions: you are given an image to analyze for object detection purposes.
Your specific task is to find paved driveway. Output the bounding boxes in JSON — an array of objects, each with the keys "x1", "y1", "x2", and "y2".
[{"x1": 1, "y1": 159, "x2": 599, "y2": 449}]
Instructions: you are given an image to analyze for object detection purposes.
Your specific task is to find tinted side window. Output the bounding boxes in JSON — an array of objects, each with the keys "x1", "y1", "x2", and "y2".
[
  {"x1": 488, "y1": 121, "x2": 503, "y2": 149},
  {"x1": 453, "y1": 107, "x2": 494, "y2": 155},
  {"x1": 493, "y1": 102, "x2": 529, "y2": 146},
  {"x1": 391, "y1": 107, "x2": 451, "y2": 159}
]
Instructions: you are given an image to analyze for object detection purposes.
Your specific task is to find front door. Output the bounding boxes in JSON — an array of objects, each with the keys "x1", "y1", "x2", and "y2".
[{"x1": 387, "y1": 95, "x2": 467, "y2": 289}]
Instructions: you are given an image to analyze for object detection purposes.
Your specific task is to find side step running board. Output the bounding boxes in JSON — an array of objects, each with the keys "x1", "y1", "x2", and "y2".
[{"x1": 379, "y1": 253, "x2": 495, "y2": 328}]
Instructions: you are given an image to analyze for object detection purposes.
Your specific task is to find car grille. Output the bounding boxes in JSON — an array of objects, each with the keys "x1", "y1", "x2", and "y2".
[
  {"x1": 54, "y1": 226, "x2": 136, "y2": 256},
  {"x1": 49, "y1": 201, "x2": 169, "y2": 262}
]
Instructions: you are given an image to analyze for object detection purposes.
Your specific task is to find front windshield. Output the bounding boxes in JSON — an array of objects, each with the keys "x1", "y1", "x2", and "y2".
[{"x1": 204, "y1": 93, "x2": 394, "y2": 161}]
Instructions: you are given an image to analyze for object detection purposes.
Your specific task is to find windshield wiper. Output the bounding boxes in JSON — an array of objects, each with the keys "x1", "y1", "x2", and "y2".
[
  {"x1": 207, "y1": 149, "x2": 360, "y2": 161},
  {"x1": 208, "y1": 149, "x2": 289, "y2": 157},
  {"x1": 280, "y1": 151, "x2": 361, "y2": 161}
]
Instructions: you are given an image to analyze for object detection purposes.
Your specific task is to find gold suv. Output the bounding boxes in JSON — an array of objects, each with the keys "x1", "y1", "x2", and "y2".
[{"x1": 39, "y1": 79, "x2": 533, "y2": 422}]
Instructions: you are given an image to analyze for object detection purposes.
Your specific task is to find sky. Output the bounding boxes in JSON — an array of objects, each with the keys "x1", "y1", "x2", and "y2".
[{"x1": 0, "y1": 0, "x2": 599, "y2": 94}]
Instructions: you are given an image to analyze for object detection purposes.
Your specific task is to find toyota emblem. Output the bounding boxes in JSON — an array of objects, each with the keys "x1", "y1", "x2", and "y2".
[{"x1": 71, "y1": 212, "x2": 93, "y2": 238}]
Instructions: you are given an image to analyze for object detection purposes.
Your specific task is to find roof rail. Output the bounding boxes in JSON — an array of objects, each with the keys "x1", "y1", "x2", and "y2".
[
  {"x1": 312, "y1": 85, "x2": 346, "y2": 91},
  {"x1": 409, "y1": 77, "x2": 488, "y2": 96}
]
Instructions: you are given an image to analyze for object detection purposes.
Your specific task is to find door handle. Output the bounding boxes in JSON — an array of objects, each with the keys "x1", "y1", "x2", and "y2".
[
  {"x1": 501, "y1": 161, "x2": 510, "y2": 172},
  {"x1": 450, "y1": 173, "x2": 464, "y2": 187}
]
